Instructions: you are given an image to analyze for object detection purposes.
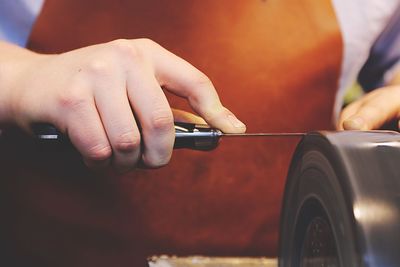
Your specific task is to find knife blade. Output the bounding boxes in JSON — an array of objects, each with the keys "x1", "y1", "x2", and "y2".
[
  {"x1": 33, "y1": 122, "x2": 305, "y2": 151},
  {"x1": 173, "y1": 122, "x2": 304, "y2": 150}
]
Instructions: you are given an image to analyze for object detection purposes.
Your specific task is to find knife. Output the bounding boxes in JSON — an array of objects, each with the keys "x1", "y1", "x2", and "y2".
[{"x1": 33, "y1": 122, "x2": 305, "y2": 151}]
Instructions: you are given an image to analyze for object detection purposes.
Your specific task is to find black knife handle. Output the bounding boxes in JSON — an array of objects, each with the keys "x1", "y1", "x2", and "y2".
[
  {"x1": 174, "y1": 122, "x2": 222, "y2": 151},
  {"x1": 32, "y1": 122, "x2": 222, "y2": 151}
]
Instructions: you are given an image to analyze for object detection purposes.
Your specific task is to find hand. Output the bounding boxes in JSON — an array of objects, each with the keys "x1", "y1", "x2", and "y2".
[
  {"x1": 3, "y1": 39, "x2": 246, "y2": 171},
  {"x1": 338, "y1": 85, "x2": 400, "y2": 130}
]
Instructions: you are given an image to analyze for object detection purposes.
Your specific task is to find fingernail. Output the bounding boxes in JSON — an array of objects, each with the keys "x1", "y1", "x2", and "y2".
[
  {"x1": 227, "y1": 114, "x2": 246, "y2": 129},
  {"x1": 344, "y1": 117, "x2": 365, "y2": 130}
]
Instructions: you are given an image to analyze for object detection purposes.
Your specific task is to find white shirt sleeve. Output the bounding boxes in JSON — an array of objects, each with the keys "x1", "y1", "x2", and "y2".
[
  {"x1": 331, "y1": 0, "x2": 400, "y2": 119},
  {"x1": 0, "y1": 0, "x2": 45, "y2": 47}
]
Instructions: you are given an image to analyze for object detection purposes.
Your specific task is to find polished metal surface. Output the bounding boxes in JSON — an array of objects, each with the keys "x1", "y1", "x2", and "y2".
[{"x1": 279, "y1": 130, "x2": 400, "y2": 267}]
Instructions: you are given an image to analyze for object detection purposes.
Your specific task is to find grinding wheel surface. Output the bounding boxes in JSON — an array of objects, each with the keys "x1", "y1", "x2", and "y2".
[{"x1": 279, "y1": 131, "x2": 400, "y2": 267}]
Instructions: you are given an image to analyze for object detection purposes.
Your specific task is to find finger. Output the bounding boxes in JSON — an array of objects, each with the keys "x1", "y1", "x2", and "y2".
[
  {"x1": 94, "y1": 79, "x2": 141, "y2": 173},
  {"x1": 63, "y1": 99, "x2": 112, "y2": 169},
  {"x1": 137, "y1": 39, "x2": 246, "y2": 134},
  {"x1": 172, "y1": 108, "x2": 206, "y2": 124},
  {"x1": 337, "y1": 99, "x2": 363, "y2": 130},
  {"x1": 341, "y1": 87, "x2": 400, "y2": 130},
  {"x1": 126, "y1": 65, "x2": 174, "y2": 168}
]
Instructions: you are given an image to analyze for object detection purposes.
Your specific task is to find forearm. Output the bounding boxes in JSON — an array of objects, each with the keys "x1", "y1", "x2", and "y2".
[{"x1": 0, "y1": 41, "x2": 41, "y2": 123}]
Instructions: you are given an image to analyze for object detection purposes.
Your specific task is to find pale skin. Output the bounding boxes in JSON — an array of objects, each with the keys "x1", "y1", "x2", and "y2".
[
  {"x1": 338, "y1": 74, "x2": 400, "y2": 131},
  {"x1": 0, "y1": 39, "x2": 246, "y2": 172},
  {"x1": 2, "y1": 38, "x2": 398, "y2": 172}
]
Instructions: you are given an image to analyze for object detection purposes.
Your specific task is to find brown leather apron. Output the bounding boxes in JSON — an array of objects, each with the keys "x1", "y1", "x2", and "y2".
[{"x1": 0, "y1": 1, "x2": 342, "y2": 266}]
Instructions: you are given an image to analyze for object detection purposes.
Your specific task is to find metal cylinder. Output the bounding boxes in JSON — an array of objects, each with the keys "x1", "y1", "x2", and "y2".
[{"x1": 279, "y1": 131, "x2": 400, "y2": 267}]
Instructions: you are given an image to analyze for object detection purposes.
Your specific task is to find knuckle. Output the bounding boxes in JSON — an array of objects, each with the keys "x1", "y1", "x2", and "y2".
[
  {"x1": 130, "y1": 38, "x2": 162, "y2": 60},
  {"x1": 110, "y1": 38, "x2": 142, "y2": 60},
  {"x1": 193, "y1": 73, "x2": 214, "y2": 88},
  {"x1": 114, "y1": 132, "x2": 141, "y2": 153},
  {"x1": 143, "y1": 153, "x2": 171, "y2": 169},
  {"x1": 85, "y1": 58, "x2": 112, "y2": 77},
  {"x1": 188, "y1": 74, "x2": 215, "y2": 106},
  {"x1": 57, "y1": 86, "x2": 89, "y2": 111},
  {"x1": 110, "y1": 38, "x2": 131, "y2": 48},
  {"x1": 147, "y1": 109, "x2": 174, "y2": 132},
  {"x1": 86, "y1": 144, "x2": 112, "y2": 162},
  {"x1": 136, "y1": 38, "x2": 158, "y2": 49}
]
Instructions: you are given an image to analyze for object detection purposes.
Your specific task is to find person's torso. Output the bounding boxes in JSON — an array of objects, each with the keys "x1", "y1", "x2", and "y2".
[{"x1": 2, "y1": 1, "x2": 342, "y2": 266}]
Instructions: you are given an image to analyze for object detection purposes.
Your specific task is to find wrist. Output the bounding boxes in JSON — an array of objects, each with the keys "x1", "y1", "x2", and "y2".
[{"x1": 0, "y1": 42, "x2": 44, "y2": 125}]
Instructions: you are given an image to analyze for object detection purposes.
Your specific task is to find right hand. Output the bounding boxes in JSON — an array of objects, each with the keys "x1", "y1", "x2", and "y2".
[{"x1": 3, "y1": 39, "x2": 246, "y2": 172}]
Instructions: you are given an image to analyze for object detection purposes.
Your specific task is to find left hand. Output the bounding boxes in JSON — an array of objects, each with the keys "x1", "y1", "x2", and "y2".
[{"x1": 338, "y1": 85, "x2": 400, "y2": 130}]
